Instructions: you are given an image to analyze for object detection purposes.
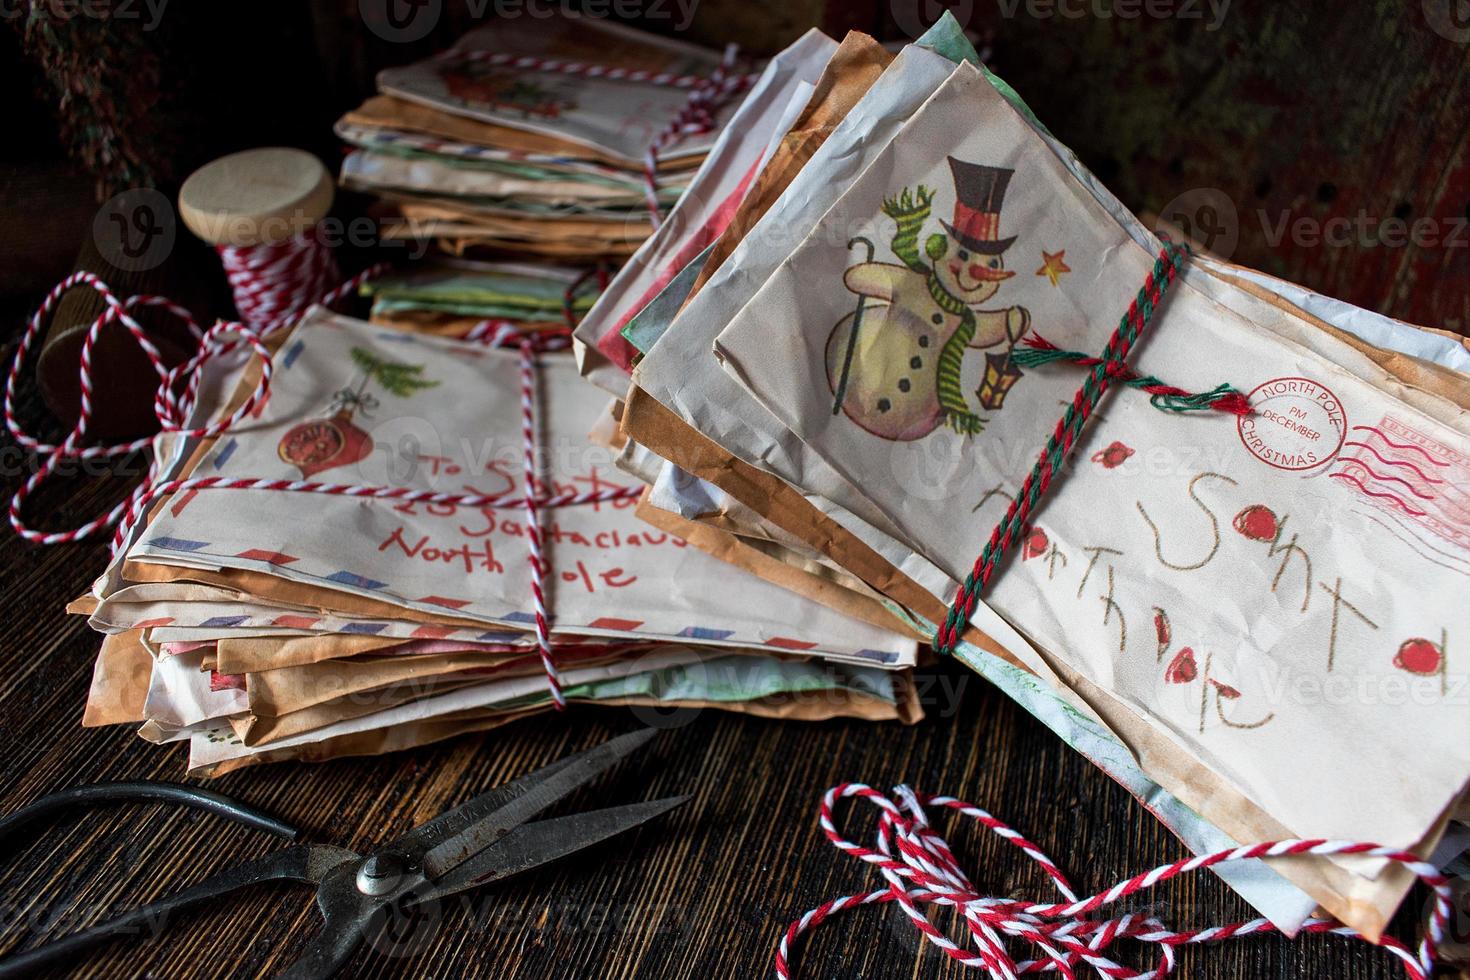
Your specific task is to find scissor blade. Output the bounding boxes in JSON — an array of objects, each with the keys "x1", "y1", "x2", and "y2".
[
  {"x1": 410, "y1": 796, "x2": 689, "y2": 905},
  {"x1": 403, "y1": 728, "x2": 659, "y2": 879}
]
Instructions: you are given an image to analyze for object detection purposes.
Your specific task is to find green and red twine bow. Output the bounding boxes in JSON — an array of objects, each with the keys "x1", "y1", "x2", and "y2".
[
  {"x1": 775, "y1": 783, "x2": 1452, "y2": 979},
  {"x1": 1012, "y1": 335, "x2": 1252, "y2": 415},
  {"x1": 933, "y1": 244, "x2": 1248, "y2": 657}
]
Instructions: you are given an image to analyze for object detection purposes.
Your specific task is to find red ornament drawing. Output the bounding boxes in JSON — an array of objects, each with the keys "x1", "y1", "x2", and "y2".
[
  {"x1": 278, "y1": 412, "x2": 373, "y2": 479},
  {"x1": 1022, "y1": 526, "x2": 1049, "y2": 560},
  {"x1": 1164, "y1": 647, "x2": 1198, "y2": 684},
  {"x1": 1090, "y1": 440, "x2": 1134, "y2": 469},
  {"x1": 1393, "y1": 637, "x2": 1443, "y2": 675},
  {"x1": 278, "y1": 346, "x2": 438, "y2": 479},
  {"x1": 1232, "y1": 504, "x2": 1279, "y2": 542}
]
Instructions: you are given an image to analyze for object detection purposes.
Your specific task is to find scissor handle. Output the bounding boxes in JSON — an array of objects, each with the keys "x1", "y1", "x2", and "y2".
[
  {"x1": 275, "y1": 902, "x2": 378, "y2": 980},
  {"x1": 0, "y1": 843, "x2": 356, "y2": 979},
  {"x1": 270, "y1": 848, "x2": 410, "y2": 980},
  {"x1": 0, "y1": 782, "x2": 300, "y2": 847}
]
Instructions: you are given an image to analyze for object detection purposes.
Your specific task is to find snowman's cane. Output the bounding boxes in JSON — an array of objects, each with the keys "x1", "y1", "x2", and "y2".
[{"x1": 832, "y1": 236, "x2": 875, "y2": 415}]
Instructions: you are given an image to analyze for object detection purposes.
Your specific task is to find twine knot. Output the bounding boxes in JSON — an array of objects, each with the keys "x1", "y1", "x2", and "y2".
[
  {"x1": 640, "y1": 43, "x2": 750, "y2": 228},
  {"x1": 775, "y1": 783, "x2": 1450, "y2": 980},
  {"x1": 1011, "y1": 334, "x2": 1251, "y2": 417}
]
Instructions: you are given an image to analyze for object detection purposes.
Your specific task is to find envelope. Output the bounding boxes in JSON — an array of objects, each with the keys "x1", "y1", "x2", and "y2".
[
  {"x1": 123, "y1": 309, "x2": 916, "y2": 666},
  {"x1": 575, "y1": 29, "x2": 839, "y2": 386},
  {"x1": 611, "y1": 23, "x2": 1468, "y2": 933},
  {"x1": 711, "y1": 57, "x2": 1467, "y2": 902},
  {"x1": 377, "y1": 17, "x2": 745, "y2": 168}
]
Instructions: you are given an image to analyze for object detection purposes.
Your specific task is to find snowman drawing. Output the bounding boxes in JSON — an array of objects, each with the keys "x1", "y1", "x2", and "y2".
[{"x1": 827, "y1": 157, "x2": 1032, "y2": 441}]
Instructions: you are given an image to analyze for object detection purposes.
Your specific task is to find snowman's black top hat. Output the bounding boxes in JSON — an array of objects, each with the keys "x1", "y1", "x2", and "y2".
[{"x1": 940, "y1": 157, "x2": 1018, "y2": 255}]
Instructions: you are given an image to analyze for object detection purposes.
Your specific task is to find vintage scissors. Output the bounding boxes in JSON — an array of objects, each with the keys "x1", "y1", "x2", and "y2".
[{"x1": 0, "y1": 728, "x2": 686, "y2": 978}]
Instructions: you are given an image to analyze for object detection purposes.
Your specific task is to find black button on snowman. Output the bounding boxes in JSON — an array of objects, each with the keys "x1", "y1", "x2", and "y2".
[{"x1": 826, "y1": 157, "x2": 1032, "y2": 441}]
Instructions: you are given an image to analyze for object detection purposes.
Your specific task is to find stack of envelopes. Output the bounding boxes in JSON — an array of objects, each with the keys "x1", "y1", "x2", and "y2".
[
  {"x1": 359, "y1": 258, "x2": 600, "y2": 337},
  {"x1": 76, "y1": 306, "x2": 922, "y2": 777},
  {"x1": 573, "y1": 14, "x2": 1470, "y2": 941},
  {"x1": 74, "y1": 23, "x2": 922, "y2": 777},
  {"x1": 335, "y1": 16, "x2": 754, "y2": 261}
]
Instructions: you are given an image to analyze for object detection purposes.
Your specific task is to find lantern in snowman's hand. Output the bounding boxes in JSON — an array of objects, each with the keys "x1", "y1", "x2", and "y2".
[
  {"x1": 825, "y1": 157, "x2": 1032, "y2": 442},
  {"x1": 978, "y1": 350, "x2": 1024, "y2": 411},
  {"x1": 277, "y1": 346, "x2": 439, "y2": 479}
]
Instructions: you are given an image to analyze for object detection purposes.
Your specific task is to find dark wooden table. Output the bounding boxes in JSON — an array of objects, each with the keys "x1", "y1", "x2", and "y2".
[
  {"x1": 3, "y1": 2, "x2": 1468, "y2": 974},
  {"x1": 0, "y1": 459, "x2": 1445, "y2": 979}
]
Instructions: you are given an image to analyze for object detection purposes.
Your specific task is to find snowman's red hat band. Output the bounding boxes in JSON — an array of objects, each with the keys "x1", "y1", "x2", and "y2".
[{"x1": 942, "y1": 207, "x2": 1016, "y2": 255}]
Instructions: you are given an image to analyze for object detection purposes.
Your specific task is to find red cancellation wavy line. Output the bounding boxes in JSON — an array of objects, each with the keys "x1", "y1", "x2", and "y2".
[
  {"x1": 1335, "y1": 457, "x2": 1437, "y2": 499},
  {"x1": 1351, "y1": 425, "x2": 1451, "y2": 466},
  {"x1": 1328, "y1": 472, "x2": 1428, "y2": 517},
  {"x1": 1340, "y1": 441, "x2": 1446, "y2": 483}
]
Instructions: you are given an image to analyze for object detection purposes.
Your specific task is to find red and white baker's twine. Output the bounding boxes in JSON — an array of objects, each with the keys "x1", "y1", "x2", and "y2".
[
  {"x1": 5, "y1": 241, "x2": 630, "y2": 709},
  {"x1": 217, "y1": 233, "x2": 341, "y2": 329},
  {"x1": 461, "y1": 265, "x2": 614, "y2": 709},
  {"x1": 775, "y1": 784, "x2": 1451, "y2": 980},
  {"x1": 517, "y1": 331, "x2": 561, "y2": 708},
  {"x1": 440, "y1": 48, "x2": 756, "y2": 226},
  {"x1": 4, "y1": 252, "x2": 377, "y2": 548}
]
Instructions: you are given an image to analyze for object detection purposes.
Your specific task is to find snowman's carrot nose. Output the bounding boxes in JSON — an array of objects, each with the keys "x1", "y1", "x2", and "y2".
[{"x1": 968, "y1": 263, "x2": 1014, "y2": 282}]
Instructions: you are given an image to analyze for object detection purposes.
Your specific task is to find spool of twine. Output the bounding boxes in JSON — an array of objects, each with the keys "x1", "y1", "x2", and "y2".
[
  {"x1": 178, "y1": 147, "x2": 340, "y2": 330},
  {"x1": 30, "y1": 148, "x2": 341, "y2": 441}
]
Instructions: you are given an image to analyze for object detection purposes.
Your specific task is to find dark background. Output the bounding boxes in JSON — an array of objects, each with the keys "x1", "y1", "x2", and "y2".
[
  {"x1": 6, "y1": 1, "x2": 1470, "y2": 334},
  {"x1": 2, "y1": 2, "x2": 1468, "y2": 977}
]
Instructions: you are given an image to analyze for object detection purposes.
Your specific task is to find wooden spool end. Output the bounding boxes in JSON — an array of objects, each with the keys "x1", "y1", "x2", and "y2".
[{"x1": 178, "y1": 147, "x2": 334, "y2": 248}]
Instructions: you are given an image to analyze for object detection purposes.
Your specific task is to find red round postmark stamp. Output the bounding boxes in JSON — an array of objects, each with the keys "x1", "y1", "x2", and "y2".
[{"x1": 1237, "y1": 376, "x2": 1347, "y2": 470}]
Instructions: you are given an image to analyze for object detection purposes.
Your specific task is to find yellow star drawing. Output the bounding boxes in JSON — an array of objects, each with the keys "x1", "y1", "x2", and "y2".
[{"x1": 1036, "y1": 249, "x2": 1071, "y2": 287}]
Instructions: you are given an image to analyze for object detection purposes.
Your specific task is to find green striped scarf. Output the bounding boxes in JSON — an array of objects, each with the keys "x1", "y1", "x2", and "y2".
[
  {"x1": 887, "y1": 187, "x2": 931, "y2": 273},
  {"x1": 928, "y1": 278, "x2": 985, "y2": 434},
  {"x1": 883, "y1": 185, "x2": 986, "y2": 435}
]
